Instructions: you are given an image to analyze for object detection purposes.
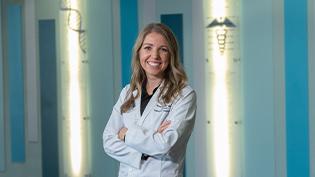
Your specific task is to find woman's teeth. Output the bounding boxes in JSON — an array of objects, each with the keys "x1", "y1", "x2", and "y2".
[{"x1": 148, "y1": 61, "x2": 160, "y2": 66}]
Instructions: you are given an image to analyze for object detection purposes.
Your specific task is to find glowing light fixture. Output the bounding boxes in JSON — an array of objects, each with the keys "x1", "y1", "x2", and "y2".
[
  {"x1": 67, "y1": 1, "x2": 82, "y2": 174},
  {"x1": 60, "y1": 0, "x2": 89, "y2": 176},
  {"x1": 212, "y1": 55, "x2": 230, "y2": 177},
  {"x1": 204, "y1": 0, "x2": 241, "y2": 176}
]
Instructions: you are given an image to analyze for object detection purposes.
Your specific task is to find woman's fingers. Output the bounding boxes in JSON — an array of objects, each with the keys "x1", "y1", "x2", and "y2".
[
  {"x1": 118, "y1": 127, "x2": 128, "y2": 140},
  {"x1": 157, "y1": 120, "x2": 171, "y2": 133}
]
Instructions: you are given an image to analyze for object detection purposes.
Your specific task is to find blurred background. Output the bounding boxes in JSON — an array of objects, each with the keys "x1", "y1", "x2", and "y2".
[{"x1": 0, "y1": 0, "x2": 314, "y2": 177}]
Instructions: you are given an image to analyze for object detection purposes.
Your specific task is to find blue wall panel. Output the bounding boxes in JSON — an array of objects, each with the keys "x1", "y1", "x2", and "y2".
[
  {"x1": 161, "y1": 14, "x2": 184, "y2": 64},
  {"x1": 120, "y1": 0, "x2": 138, "y2": 86},
  {"x1": 7, "y1": 4, "x2": 25, "y2": 163},
  {"x1": 284, "y1": 0, "x2": 310, "y2": 176},
  {"x1": 38, "y1": 19, "x2": 59, "y2": 177},
  {"x1": 0, "y1": 0, "x2": 5, "y2": 171}
]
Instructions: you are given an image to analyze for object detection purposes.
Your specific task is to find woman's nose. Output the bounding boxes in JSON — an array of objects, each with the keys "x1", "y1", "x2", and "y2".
[{"x1": 151, "y1": 49, "x2": 159, "y2": 59}]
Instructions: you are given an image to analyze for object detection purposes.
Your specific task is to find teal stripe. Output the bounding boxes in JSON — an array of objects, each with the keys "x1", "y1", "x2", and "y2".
[
  {"x1": 284, "y1": 0, "x2": 310, "y2": 177},
  {"x1": 39, "y1": 20, "x2": 59, "y2": 177},
  {"x1": 120, "y1": 0, "x2": 138, "y2": 86},
  {"x1": 0, "y1": 0, "x2": 5, "y2": 171},
  {"x1": 161, "y1": 14, "x2": 184, "y2": 64},
  {"x1": 8, "y1": 4, "x2": 25, "y2": 163}
]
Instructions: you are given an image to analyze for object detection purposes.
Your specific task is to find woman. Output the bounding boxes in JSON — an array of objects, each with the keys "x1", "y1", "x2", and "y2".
[{"x1": 103, "y1": 23, "x2": 196, "y2": 177}]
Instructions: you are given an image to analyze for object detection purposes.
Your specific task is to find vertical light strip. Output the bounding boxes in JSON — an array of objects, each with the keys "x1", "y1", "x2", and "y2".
[
  {"x1": 212, "y1": 0, "x2": 226, "y2": 17},
  {"x1": 211, "y1": 1, "x2": 230, "y2": 177},
  {"x1": 284, "y1": 0, "x2": 310, "y2": 176},
  {"x1": 205, "y1": 0, "x2": 231, "y2": 177},
  {"x1": 212, "y1": 54, "x2": 230, "y2": 177},
  {"x1": 308, "y1": 0, "x2": 315, "y2": 176},
  {"x1": 211, "y1": 0, "x2": 230, "y2": 177},
  {"x1": 60, "y1": 0, "x2": 90, "y2": 176},
  {"x1": 205, "y1": 0, "x2": 242, "y2": 176},
  {"x1": 67, "y1": 0, "x2": 82, "y2": 175},
  {"x1": 0, "y1": 0, "x2": 5, "y2": 171}
]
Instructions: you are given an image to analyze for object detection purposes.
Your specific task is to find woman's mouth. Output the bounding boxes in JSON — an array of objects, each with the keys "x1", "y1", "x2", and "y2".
[{"x1": 147, "y1": 61, "x2": 161, "y2": 67}]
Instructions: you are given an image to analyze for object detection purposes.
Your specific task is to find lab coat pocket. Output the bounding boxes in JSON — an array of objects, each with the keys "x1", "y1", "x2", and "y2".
[
  {"x1": 154, "y1": 103, "x2": 172, "y2": 113},
  {"x1": 143, "y1": 103, "x2": 172, "y2": 130}
]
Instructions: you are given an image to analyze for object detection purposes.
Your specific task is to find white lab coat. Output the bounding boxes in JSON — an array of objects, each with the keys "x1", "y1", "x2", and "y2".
[{"x1": 103, "y1": 83, "x2": 196, "y2": 177}]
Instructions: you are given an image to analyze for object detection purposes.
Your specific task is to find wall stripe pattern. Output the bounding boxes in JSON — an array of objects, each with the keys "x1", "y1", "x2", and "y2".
[
  {"x1": 120, "y1": 0, "x2": 138, "y2": 86},
  {"x1": 38, "y1": 19, "x2": 59, "y2": 177},
  {"x1": 160, "y1": 14, "x2": 184, "y2": 64},
  {"x1": 284, "y1": 0, "x2": 310, "y2": 176},
  {"x1": 7, "y1": 4, "x2": 26, "y2": 163},
  {"x1": 0, "y1": 0, "x2": 5, "y2": 171}
]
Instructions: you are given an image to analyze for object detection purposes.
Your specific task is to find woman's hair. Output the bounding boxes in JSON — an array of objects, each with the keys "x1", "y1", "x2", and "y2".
[{"x1": 120, "y1": 23, "x2": 187, "y2": 113}]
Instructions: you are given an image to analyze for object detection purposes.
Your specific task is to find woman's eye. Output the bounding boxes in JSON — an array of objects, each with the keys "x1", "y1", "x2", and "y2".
[
  {"x1": 143, "y1": 46, "x2": 151, "y2": 50},
  {"x1": 161, "y1": 48, "x2": 169, "y2": 53}
]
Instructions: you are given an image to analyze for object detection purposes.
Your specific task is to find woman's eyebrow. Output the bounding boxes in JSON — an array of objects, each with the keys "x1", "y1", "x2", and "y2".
[
  {"x1": 142, "y1": 43, "x2": 153, "y2": 46},
  {"x1": 143, "y1": 43, "x2": 168, "y2": 48}
]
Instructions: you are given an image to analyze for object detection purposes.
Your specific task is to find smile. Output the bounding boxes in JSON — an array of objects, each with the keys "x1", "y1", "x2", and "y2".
[{"x1": 147, "y1": 61, "x2": 161, "y2": 67}]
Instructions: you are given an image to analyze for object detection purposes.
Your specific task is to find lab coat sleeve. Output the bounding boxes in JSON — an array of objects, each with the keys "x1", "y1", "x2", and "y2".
[
  {"x1": 103, "y1": 86, "x2": 142, "y2": 169},
  {"x1": 124, "y1": 88, "x2": 196, "y2": 157}
]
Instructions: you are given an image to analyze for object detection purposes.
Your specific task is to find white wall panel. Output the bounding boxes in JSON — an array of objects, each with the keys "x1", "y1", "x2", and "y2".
[
  {"x1": 241, "y1": 0, "x2": 276, "y2": 176},
  {"x1": 137, "y1": 0, "x2": 157, "y2": 30},
  {"x1": 191, "y1": 0, "x2": 207, "y2": 176},
  {"x1": 25, "y1": 0, "x2": 39, "y2": 142},
  {"x1": 308, "y1": 0, "x2": 315, "y2": 176},
  {"x1": 273, "y1": 0, "x2": 287, "y2": 177}
]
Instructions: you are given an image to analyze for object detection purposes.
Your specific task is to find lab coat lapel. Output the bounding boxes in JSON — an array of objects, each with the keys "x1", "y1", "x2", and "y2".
[
  {"x1": 132, "y1": 90, "x2": 141, "y2": 119},
  {"x1": 139, "y1": 86, "x2": 161, "y2": 125}
]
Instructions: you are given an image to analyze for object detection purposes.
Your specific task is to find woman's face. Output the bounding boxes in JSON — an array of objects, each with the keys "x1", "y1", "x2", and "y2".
[{"x1": 139, "y1": 32, "x2": 170, "y2": 80}]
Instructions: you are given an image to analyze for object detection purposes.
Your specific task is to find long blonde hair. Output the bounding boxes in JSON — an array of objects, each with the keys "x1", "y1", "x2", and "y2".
[{"x1": 120, "y1": 23, "x2": 187, "y2": 113}]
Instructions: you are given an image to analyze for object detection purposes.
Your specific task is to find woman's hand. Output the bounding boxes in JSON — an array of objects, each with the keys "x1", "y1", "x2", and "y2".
[
  {"x1": 118, "y1": 120, "x2": 170, "y2": 141},
  {"x1": 118, "y1": 127, "x2": 128, "y2": 141},
  {"x1": 157, "y1": 120, "x2": 171, "y2": 133}
]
